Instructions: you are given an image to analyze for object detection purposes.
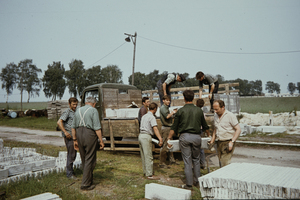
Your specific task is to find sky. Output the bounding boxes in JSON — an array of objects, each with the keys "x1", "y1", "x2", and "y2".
[{"x1": 1, "y1": 0, "x2": 299, "y2": 102}]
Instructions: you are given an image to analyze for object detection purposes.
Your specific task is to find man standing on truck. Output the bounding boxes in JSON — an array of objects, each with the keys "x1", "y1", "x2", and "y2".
[
  {"x1": 208, "y1": 100, "x2": 241, "y2": 167},
  {"x1": 57, "y1": 97, "x2": 78, "y2": 180},
  {"x1": 195, "y1": 71, "x2": 219, "y2": 112},
  {"x1": 138, "y1": 97, "x2": 150, "y2": 126},
  {"x1": 71, "y1": 96, "x2": 105, "y2": 191},
  {"x1": 139, "y1": 102, "x2": 163, "y2": 180},
  {"x1": 159, "y1": 95, "x2": 177, "y2": 168},
  {"x1": 157, "y1": 73, "x2": 186, "y2": 106},
  {"x1": 167, "y1": 90, "x2": 209, "y2": 189}
]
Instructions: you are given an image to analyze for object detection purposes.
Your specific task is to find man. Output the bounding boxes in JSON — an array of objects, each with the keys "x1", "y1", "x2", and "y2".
[
  {"x1": 138, "y1": 97, "x2": 150, "y2": 126},
  {"x1": 57, "y1": 97, "x2": 78, "y2": 180},
  {"x1": 167, "y1": 90, "x2": 209, "y2": 190},
  {"x1": 195, "y1": 71, "x2": 219, "y2": 112},
  {"x1": 71, "y1": 97, "x2": 105, "y2": 191},
  {"x1": 209, "y1": 100, "x2": 241, "y2": 167},
  {"x1": 159, "y1": 95, "x2": 177, "y2": 168},
  {"x1": 139, "y1": 102, "x2": 163, "y2": 180},
  {"x1": 157, "y1": 73, "x2": 186, "y2": 106}
]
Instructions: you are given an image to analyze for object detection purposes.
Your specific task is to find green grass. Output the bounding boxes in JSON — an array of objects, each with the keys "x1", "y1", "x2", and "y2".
[
  {"x1": 0, "y1": 140, "x2": 208, "y2": 199},
  {"x1": 0, "y1": 116, "x2": 57, "y2": 131},
  {"x1": 240, "y1": 97, "x2": 300, "y2": 114}
]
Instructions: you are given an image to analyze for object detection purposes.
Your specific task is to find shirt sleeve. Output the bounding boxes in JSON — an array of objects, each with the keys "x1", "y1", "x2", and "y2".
[
  {"x1": 60, "y1": 109, "x2": 69, "y2": 121},
  {"x1": 160, "y1": 106, "x2": 170, "y2": 119},
  {"x1": 92, "y1": 108, "x2": 101, "y2": 130},
  {"x1": 150, "y1": 115, "x2": 158, "y2": 127},
  {"x1": 171, "y1": 111, "x2": 180, "y2": 133},
  {"x1": 199, "y1": 80, "x2": 203, "y2": 89},
  {"x1": 230, "y1": 113, "x2": 239, "y2": 127},
  {"x1": 206, "y1": 74, "x2": 217, "y2": 85},
  {"x1": 71, "y1": 111, "x2": 78, "y2": 129},
  {"x1": 164, "y1": 74, "x2": 176, "y2": 85}
]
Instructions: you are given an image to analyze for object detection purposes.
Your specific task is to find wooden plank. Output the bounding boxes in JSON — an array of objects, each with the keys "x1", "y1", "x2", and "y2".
[
  {"x1": 104, "y1": 147, "x2": 140, "y2": 151},
  {"x1": 109, "y1": 119, "x2": 115, "y2": 150},
  {"x1": 103, "y1": 88, "x2": 118, "y2": 109},
  {"x1": 103, "y1": 141, "x2": 139, "y2": 144}
]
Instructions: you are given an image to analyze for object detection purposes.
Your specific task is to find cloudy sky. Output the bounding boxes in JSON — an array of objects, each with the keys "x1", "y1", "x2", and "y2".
[{"x1": 1, "y1": 0, "x2": 299, "y2": 102}]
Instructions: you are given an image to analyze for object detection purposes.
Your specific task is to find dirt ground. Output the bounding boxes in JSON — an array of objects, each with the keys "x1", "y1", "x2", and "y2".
[{"x1": 1, "y1": 126, "x2": 300, "y2": 170}]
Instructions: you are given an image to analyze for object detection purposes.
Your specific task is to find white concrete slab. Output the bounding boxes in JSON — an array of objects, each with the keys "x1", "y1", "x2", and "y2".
[{"x1": 145, "y1": 183, "x2": 191, "y2": 200}]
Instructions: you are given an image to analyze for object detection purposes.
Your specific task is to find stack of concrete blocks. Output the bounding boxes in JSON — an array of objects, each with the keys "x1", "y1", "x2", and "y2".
[
  {"x1": 47, "y1": 100, "x2": 69, "y2": 119},
  {"x1": 0, "y1": 139, "x2": 82, "y2": 186},
  {"x1": 21, "y1": 192, "x2": 62, "y2": 200},
  {"x1": 199, "y1": 163, "x2": 300, "y2": 199},
  {"x1": 239, "y1": 123, "x2": 288, "y2": 136},
  {"x1": 214, "y1": 94, "x2": 240, "y2": 114},
  {"x1": 145, "y1": 183, "x2": 191, "y2": 200}
]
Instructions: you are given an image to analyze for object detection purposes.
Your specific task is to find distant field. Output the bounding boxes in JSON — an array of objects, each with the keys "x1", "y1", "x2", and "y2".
[
  {"x1": 0, "y1": 102, "x2": 48, "y2": 110},
  {"x1": 0, "y1": 97, "x2": 299, "y2": 114}
]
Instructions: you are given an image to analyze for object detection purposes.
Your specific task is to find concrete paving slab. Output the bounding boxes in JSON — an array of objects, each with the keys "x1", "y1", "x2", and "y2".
[{"x1": 145, "y1": 183, "x2": 191, "y2": 200}]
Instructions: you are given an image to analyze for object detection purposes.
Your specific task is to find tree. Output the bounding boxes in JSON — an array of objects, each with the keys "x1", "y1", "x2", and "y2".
[
  {"x1": 129, "y1": 72, "x2": 149, "y2": 90},
  {"x1": 42, "y1": 62, "x2": 66, "y2": 101},
  {"x1": 287, "y1": 82, "x2": 296, "y2": 95},
  {"x1": 250, "y1": 80, "x2": 262, "y2": 95},
  {"x1": 83, "y1": 65, "x2": 103, "y2": 87},
  {"x1": 101, "y1": 65, "x2": 123, "y2": 84},
  {"x1": 0, "y1": 63, "x2": 17, "y2": 103},
  {"x1": 216, "y1": 74, "x2": 225, "y2": 84},
  {"x1": 297, "y1": 82, "x2": 300, "y2": 94},
  {"x1": 24, "y1": 64, "x2": 42, "y2": 102},
  {"x1": 265, "y1": 81, "x2": 281, "y2": 94},
  {"x1": 65, "y1": 59, "x2": 85, "y2": 98}
]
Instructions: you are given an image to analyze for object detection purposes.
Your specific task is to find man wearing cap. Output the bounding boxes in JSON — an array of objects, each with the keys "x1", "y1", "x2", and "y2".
[
  {"x1": 71, "y1": 96, "x2": 105, "y2": 191},
  {"x1": 157, "y1": 73, "x2": 186, "y2": 106},
  {"x1": 195, "y1": 71, "x2": 219, "y2": 112}
]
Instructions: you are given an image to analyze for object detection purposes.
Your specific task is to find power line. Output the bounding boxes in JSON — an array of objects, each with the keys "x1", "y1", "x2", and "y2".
[
  {"x1": 87, "y1": 42, "x2": 127, "y2": 68},
  {"x1": 139, "y1": 35, "x2": 300, "y2": 55}
]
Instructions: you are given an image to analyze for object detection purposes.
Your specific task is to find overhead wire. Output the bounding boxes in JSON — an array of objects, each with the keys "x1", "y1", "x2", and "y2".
[{"x1": 139, "y1": 35, "x2": 300, "y2": 55}]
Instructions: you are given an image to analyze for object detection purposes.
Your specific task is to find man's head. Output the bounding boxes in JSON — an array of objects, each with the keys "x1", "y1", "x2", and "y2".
[
  {"x1": 177, "y1": 74, "x2": 186, "y2": 82},
  {"x1": 183, "y1": 90, "x2": 194, "y2": 102},
  {"x1": 162, "y1": 95, "x2": 171, "y2": 106},
  {"x1": 85, "y1": 96, "x2": 97, "y2": 107},
  {"x1": 196, "y1": 99, "x2": 205, "y2": 108},
  {"x1": 213, "y1": 100, "x2": 225, "y2": 116},
  {"x1": 195, "y1": 71, "x2": 205, "y2": 81},
  {"x1": 142, "y1": 97, "x2": 150, "y2": 108},
  {"x1": 68, "y1": 97, "x2": 78, "y2": 111},
  {"x1": 149, "y1": 102, "x2": 158, "y2": 113}
]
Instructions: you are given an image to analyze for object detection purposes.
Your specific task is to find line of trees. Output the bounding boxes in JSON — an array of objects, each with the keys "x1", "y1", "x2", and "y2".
[{"x1": 0, "y1": 59, "x2": 123, "y2": 106}]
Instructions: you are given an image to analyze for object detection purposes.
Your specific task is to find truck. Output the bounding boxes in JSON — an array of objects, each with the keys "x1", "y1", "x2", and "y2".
[{"x1": 80, "y1": 83, "x2": 163, "y2": 152}]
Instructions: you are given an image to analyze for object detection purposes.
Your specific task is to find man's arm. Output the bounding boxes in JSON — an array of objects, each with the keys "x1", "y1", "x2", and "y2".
[
  {"x1": 228, "y1": 124, "x2": 241, "y2": 151},
  {"x1": 199, "y1": 88, "x2": 203, "y2": 99},
  {"x1": 162, "y1": 82, "x2": 167, "y2": 96},
  {"x1": 95, "y1": 129, "x2": 105, "y2": 150},
  {"x1": 210, "y1": 128, "x2": 216, "y2": 144},
  {"x1": 153, "y1": 126, "x2": 163, "y2": 147},
  {"x1": 57, "y1": 119, "x2": 72, "y2": 139},
  {"x1": 71, "y1": 128, "x2": 79, "y2": 150}
]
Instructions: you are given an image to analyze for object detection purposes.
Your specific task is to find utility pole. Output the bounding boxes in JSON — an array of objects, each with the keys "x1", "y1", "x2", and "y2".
[{"x1": 124, "y1": 32, "x2": 137, "y2": 85}]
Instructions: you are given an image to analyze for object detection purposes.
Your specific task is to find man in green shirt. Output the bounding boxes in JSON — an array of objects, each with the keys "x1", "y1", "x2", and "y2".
[
  {"x1": 71, "y1": 96, "x2": 105, "y2": 191},
  {"x1": 168, "y1": 90, "x2": 209, "y2": 190},
  {"x1": 159, "y1": 95, "x2": 177, "y2": 168}
]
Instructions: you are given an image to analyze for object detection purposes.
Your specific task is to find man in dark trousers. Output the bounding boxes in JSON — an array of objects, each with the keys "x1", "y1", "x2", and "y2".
[
  {"x1": 71, "y1": 96, "x2": 105, "y2": 191},
  {"x1": 57, "y1": 97, "x2": 78, "y2": 180},
  {"x1": 195, "y1": 71, "x2": 219, "y2": 112},
  {"x1": 167, "y1": 90, "x2": 209, "y2": 190},
  {"x1": 157, "y1": 73, "x2": 186, "y2": 106}
]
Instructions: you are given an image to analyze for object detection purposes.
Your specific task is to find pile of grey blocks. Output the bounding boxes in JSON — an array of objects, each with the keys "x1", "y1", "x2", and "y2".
[
  {"x1": 145, "y1": 183, "x2": 191, "y2": 200},
  {"x1": 47, "y1": 100, "x2": 69, "y2": 119},
  {"x1": 199, "y1": 162, "x2": 300, "y2": 199},
  {"x1": 0, "y1": 138, "x2": 81, "y2": 186}
]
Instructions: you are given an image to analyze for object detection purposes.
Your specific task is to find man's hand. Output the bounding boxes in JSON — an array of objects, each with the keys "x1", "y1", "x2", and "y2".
[
  {"x1": 228, "y1": 141, "x2": 234, "y2": 151},
  {"x1": 208, "y1": 93, "x2": 212, "y2": 99},
  {"x1": 74, "y1": 141, "x2": 79, "y2": 151},
  {"x1": 99, "y1": 141, "x2": 105, "y2": 150},
  {"x1": 65, "y1": 132, "x2": 72, "y2": 139},
  {"x1": 158, "y1": 138, "x2": 163, "y2": 147},
  {"x1": 167, "y1": 139, "x2": 173, "y2": 149}
]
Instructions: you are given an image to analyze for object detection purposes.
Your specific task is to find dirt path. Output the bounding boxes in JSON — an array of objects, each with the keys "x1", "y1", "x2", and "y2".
[{"x1": 1, "y1": 126, "x2": 300, "y2": 169}]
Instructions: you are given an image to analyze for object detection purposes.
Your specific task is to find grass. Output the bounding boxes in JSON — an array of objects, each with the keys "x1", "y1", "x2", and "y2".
[
  {"x1": 0, "y1": 140, "x2": 209, "y2": 199},
  {"x1": 0, "y1": 102, "x2": 48, "y2": 111},
  {"x1": 0, "y1": 116, "x2": 57, "y2": 131},
  {"x1": 240, "y1": 97, "x2": 300, "y2": 114}
]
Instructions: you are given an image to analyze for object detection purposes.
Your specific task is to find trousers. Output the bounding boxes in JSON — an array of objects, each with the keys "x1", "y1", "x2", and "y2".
[
  {"x1": 217, "y1": 140, "x2": 236, "y2": 167},
  {"x1": 76, "y1": 127, "x2": 98, "y2": 187},
  {"x1": 160, "y1": 126, "x2": 175, "y2": 164},
  {"x1": 138, "y1": 133, "x2": 153, "y2": 177},
  {"x1": 64, "y1": 137, "x2": 77, "y2": 177},
  {"x1": 179, "y1": 133, "x2": 202, "y2": 186}
]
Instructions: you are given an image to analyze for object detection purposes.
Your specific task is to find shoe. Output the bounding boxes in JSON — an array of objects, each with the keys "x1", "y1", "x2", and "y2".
[
  {"x1": 147, "y1": 176, "x2": 160, "y2": 180},
  {"x1": 159, "y1": 164, "x2": 170, "y2": 169},
  {"x1": 80, "y1": 185, "x2": 95, "y2": 191},
  {"x1": 68, "y1": 175, "x2": 78, "y2": 180},
  {"x1": 200, "y1": 165, "x2": 206, "y2": 169},
  {"x1": 193, "y1": 182, "x2": 200, "y2": 188},
  {"x1": 181, "y1": 184, "x2": 192, "y2": 190}
]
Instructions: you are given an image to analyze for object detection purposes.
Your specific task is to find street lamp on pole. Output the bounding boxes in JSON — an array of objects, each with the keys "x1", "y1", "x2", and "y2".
[{"x1": 124, "y1": 32, "x2": 137, "y2": 85}]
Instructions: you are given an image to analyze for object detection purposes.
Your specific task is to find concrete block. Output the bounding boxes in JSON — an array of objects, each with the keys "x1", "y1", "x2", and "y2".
[
  {"x1": 21, "y1": 192, "x2": 62, "y2": 200},
  {"x1": 0, "y1": 169, "x2": 8, "y2": 180},
  {"x1": 201, "y1": 137, "x2": 211, "y2": 149},
  {"x1": 145, "y1": 183, "x2": 191, "y2": 200},
  {"x1": 259, "y1": 126, "x2": 287, "y2": 134},
  {"x1": 168, "y1": 140, "x2": 180, "y2": 152}
]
